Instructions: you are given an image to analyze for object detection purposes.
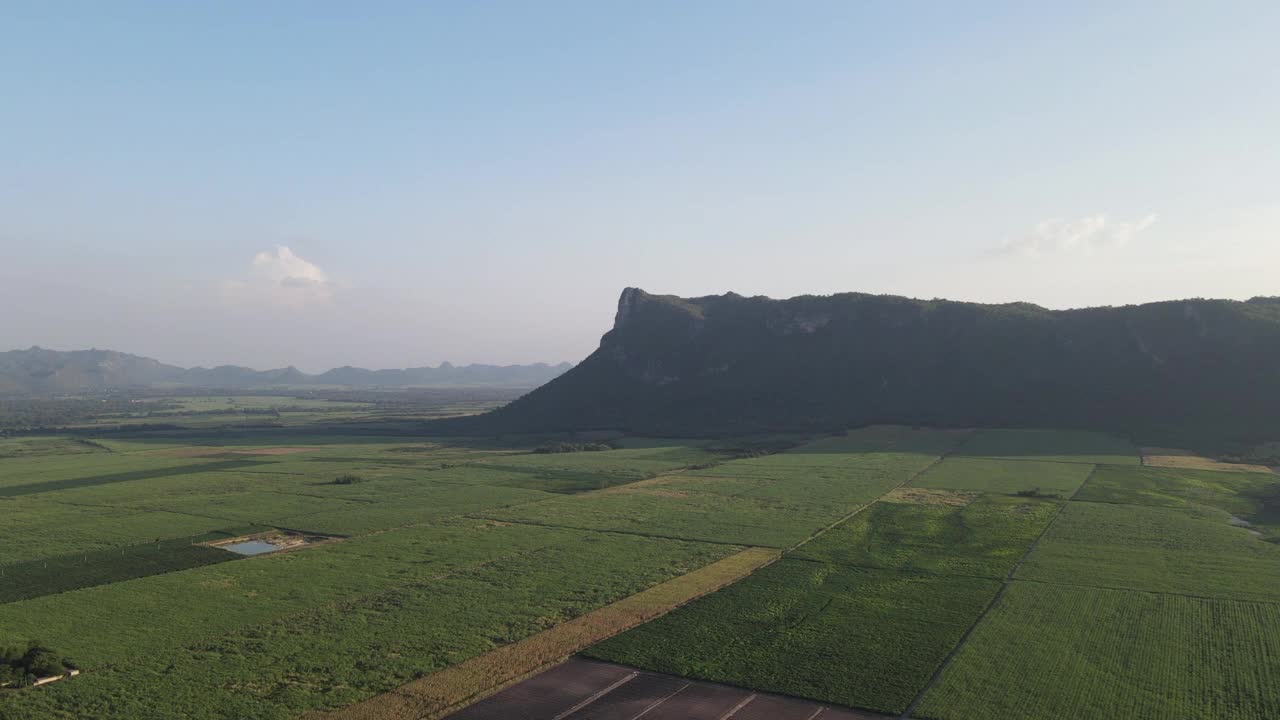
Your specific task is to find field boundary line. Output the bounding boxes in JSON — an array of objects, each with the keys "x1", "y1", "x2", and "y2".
[
  {"x1": 900, "y1": 488, "x2": 1073, "y2": 719},
  {"x1": 951, "y1": 454, "x2": 1137, "y2": 467},
  {"x1": 550, "y1": 671, "x2": 640, "y2": 720},
  {"x1": 464, "y1": 516, "x2": 766, "y2": 549},
  {"x1": 303, "y1": 547, "x2": 780, "y2": 720},
  {"x1": 1005, "y1": 576, "x2": 1280, "y2": 607},
  {"x1": 786, "y1": 433, "x2": 973, "y2": 555},
  {"x1": 1066, "y1": 464, "x2": 1099, "y2": 502}
]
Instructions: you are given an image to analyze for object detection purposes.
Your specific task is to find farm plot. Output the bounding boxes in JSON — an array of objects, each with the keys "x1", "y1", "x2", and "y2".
[
  {"x1": 1141, "y1": 446, "x2": 1274, "y2": 473},
  {"x1": 1016, "y1": 501, "x2": 1280, "y2": 602},
  {"x1": 912, "y1": 457, "x2": 1094, "y2": 497},
  {"x1": 957, "y1": 428, "x2": 1139, "y2": 465},
  {"x1": 0, "y1": 530, "x2": 736, "y2": 720},
  {"x1": 796, "y1": 426, "x2": 969, "y2": 456},
  {"x1": 587, "y1": 560, "x2": 1000, "y2": 715},
  {"x1": 0, "y1": 519, "x2": 641, "y2": 668},
  {"x1": 915, "y1": 581, "x2": 1280, "y2": 720},
  {"x1": 0, "y1": 436, "x2": 109, "y2": 459},
  {"x1": 792, "y1": 492, "x2": 1060, "y2": 578},
  {"x1": 0, "y1": 530, "x2": 249, "y2": 603},
  {"x1": 0, "y1": 455, "x2": 268, "y2": 496},
  {"x1": 469, "y1": 443, "x2": 726, "y2": 494},
  {"x1": 1074, "y1": 464, "x2": 1280, "y2": 540},
  {"x1": 482, "y1": 432, "x2": 955, "y2": 548},
  {"x1": 0, "y1": 496, "x2": 234, "y2": 562},
  {"x1": 274, "y1": 480, "x2": 556, "y2": 535}
]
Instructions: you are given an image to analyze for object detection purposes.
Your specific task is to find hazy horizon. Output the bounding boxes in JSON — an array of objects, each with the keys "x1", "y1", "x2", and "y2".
[{"x1": 4, "y1": 2, "x2": 1277, "y2": 370}]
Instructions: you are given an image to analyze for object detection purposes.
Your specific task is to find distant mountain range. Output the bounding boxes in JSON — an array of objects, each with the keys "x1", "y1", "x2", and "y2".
[
  {"x1": 0, "y1": 347, "x2": 572, "y2": 394},
  {"x1": 449, "y1": 287, "x2": 1280, "y2": 444}
]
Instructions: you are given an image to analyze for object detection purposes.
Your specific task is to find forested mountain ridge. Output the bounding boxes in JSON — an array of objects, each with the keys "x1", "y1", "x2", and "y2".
[
  {"x1": 0, "y1": 347, "x2": 571, "y2": 393},
  {"x1": 459, "y1": 288, "x2": 1280, "y2": 443}
]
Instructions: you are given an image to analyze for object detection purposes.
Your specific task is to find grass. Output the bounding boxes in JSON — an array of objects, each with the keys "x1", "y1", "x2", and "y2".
[
  {"x1": 0, "y1": 436, "x2": 109, "y2": 459},
  {"x1": 0, "y1": 458, "x2": 268, "y2": 497},
  {"x1": 586, "y1": 560, "x2": 1001, "y2": 715},
  {"x1": 1074, "y1": 464, "x2": 1280, "y2": 541},
  {"x1": 0, "y1": 420, "x2": 1263, "y2": 720},
  {"x1": 912, "y1": 457, "x2": 1094, "y2": 497},
  {"x1": 0, "y1": 530, "x2": 736, "y2": 720},
  {"x1": 0, "y1": 497, "x2": 236, "y2": 563},
  {"x1": 791, "y1": 493, "x2": 1061, "y2": 578},
  {"x1": 311, "y1": 548, "x2": 779, "y2": 720},
  {"x1": 915, "y1": 581, "x2": 1280, "y2": 720},
  {"x1": 1016, "y1": 501, "x2": 1280, "y2": 602},
  {"x1": 957, "y1": 428, "x2": 1139, "y2": 465},
  {"x1": 0, "y1": 531, "x2": 248, "y2": 604},
  {"x1": 481, "y1": 432, "x2": 954, "y2": 547}
]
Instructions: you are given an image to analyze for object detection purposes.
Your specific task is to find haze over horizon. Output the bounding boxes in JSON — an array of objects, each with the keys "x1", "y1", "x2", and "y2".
[{"x1": 3, "y1": 2, "x2": 1277, "y2": 371}]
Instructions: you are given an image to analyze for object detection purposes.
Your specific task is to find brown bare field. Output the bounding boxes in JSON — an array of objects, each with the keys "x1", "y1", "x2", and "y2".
[
  {"x1": 1140, "y1": 447, "x2": 1273, "y2": 474},
  {"x1": 882, "y1": 487, "x2": 978, "y2": 507},
  {"x1": 305, "y1": 547, "x2": 780, "y2": 720}
]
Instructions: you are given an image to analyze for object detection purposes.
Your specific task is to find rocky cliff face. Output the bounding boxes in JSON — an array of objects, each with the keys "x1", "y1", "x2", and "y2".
[{"x1": 471, "y1": 288, "x2": 1280, "y2": 441}]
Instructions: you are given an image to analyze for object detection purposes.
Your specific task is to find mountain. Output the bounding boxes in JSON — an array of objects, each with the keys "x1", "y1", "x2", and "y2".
[
  {"x1": 0, "y1": 347, "x2": 571, "y2": 394},
  {"x1": 454, "y1": 287, "x2": 1280, "y2": 443}
]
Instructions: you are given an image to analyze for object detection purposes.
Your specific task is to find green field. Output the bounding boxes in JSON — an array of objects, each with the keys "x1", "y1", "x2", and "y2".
[
  {"x1": 0, "y1": 404, "x2": 1276, "y2": 719},
  {"x1": 791, "y1": 493, "x2": 1061, "y2": 578},
  {"x1": 916, "y1": 582, "x2": 1280, "y2": 720},
  {"x1": 912, "y1": 456, "x2": 1095, "y2": 497},
  {"x1": 957, "y1": 428, "x2": 1139, "y2": 465},
  {"x1": 1016, "y1": 500, "x2": 1280, "y2": 602},
  {"x1": 1075, "y1": 464, "x2": 1280, "y2": 540},
  {"x1": 1, "y1": 525, "x2": 731, "y2": 720},
  {"x1": 0, "y1": 532, "x2": 247, "y2": 604},
  {"x1": 480, "y1": 429, "x2": 956, "y2": 547},
  {"x1": 588, "y1": 560, "x2": 1000, "y2": 714}
]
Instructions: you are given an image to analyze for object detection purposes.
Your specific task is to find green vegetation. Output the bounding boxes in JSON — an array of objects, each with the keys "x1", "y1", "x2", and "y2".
[
  {"x1": 0, "y1": 458, "x2": 268, "y2": 497},
  {"x1": 0, "y1": 641, "x2": 76, "y2": 687},
  {"x1": 0, "y1": 527, "x2": 732, "y2": 719},
  {"x1": 0, "y1": 395, "x2": 1273, "y2": 720},
  {"x1": 0, "y1": 534, "x2": 241, "y2": 604},
  {"x1": 1016, "y1": 501, "x2": 1280, "y2": 602},
  {"x1": 792, "y1": 493, "x2": 1060, "y2": 578},
  {"x1": 913, "y1": 456, "x2": 1095, "y2": 496},
  {"x1": 587, "y1": 560, "x2": 1000, "y2": 715},
  {"x1": 332, "y1": 548, "x2": 779, "y2": 720},
  {"x1": 1075, "y1": 464, "x2": 1280, "y2": 540},
  {"x1": 482, "y1": 430, "x2": 954, "y2": 547},
  {"x1": 916, "y1": 582, "x2": 1280, "y2": 720},
  {"x1": 957, "y1": 429, "x2": 1138, "y2": 465}
]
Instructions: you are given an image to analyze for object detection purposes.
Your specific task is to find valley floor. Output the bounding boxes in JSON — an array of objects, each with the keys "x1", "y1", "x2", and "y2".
[{"x1": 0, "y1": 421, "x2": 1276, "y2": 719}]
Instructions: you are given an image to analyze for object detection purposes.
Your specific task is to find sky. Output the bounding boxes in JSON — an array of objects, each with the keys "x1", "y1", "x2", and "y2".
[{"x1": 2, "y1": 2, "x2": 1278, "y2": 371}]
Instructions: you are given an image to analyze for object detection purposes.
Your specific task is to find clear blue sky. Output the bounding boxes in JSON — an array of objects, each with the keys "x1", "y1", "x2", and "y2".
[{"x1": 2, "y1": 2, "x2": 1277, "y2": 370}]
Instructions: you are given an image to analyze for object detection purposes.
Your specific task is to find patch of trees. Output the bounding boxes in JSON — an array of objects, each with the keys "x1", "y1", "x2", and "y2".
[
  {"x1": 1014, "y1": 488, "x2": 1062, "y2": 499},
  {"x1": 0, "y1": 641, "x2": 76, "y2": 687},
  {"x1": 533, "y1": 441, "x2": 618, "y2": 454},
  {"x1": 332, "y1": 474, "x2": 366, "y2": 485}
]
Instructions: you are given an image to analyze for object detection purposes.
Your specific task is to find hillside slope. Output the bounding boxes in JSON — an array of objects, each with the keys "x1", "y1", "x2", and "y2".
[{"x1": 464, "y1": 288, "x2": 1280, "y2": 441}]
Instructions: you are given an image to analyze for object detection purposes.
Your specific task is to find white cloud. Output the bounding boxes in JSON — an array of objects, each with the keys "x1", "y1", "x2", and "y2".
[
  {"x1": 221, "y1": 246, "x2": 340, "y2": 308},
  {"x1": 1000, "y1": 214, "x2": 1157, "y2": 256}
]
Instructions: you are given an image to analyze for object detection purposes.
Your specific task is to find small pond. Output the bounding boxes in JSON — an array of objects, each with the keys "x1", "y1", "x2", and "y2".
[{"x1": 221, "y1": 540, "x2": 281, "y2": 556}]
